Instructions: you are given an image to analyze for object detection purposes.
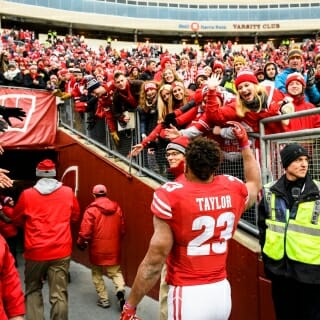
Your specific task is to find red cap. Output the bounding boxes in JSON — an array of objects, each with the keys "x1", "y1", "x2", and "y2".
[
  {"x1": 285, "y1": 72, "x2": 306, "y2": 88},
  {"x1": 160, "y1": 56, "x2": 172, "y2": 69},
  {"x1": 235, "y1": 69, "x2": 258, "y2": 89},
  {"x1": 144, "y1": 82, "x2": 157, "y2": 92},
  {"x1": 166, "y1": 136, "x2": 189, "y2": 154},
  {"x1": 213, "y1": 60, "x2": 225, "y2": 71},
  {"x1": 92, "y1": 184, "x2": 107, "y2": 195}
]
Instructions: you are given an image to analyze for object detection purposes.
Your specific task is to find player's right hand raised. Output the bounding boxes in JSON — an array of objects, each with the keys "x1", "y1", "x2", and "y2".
[{"x1": 226, "y1": 121, "x2": 250, "y2": 149}]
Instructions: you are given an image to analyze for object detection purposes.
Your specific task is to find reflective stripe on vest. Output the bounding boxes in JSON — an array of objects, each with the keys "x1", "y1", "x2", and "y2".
[{"x1": 263, "y1": 180, "x2": 320, "y2": 264}]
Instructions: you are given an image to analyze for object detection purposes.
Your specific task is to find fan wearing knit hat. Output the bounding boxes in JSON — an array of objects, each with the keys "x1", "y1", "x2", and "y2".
[
  {"x1": 86, "y1": 77, "x2": 101, "y2": 95},
  {"x1": 281, "y1": 72, "x2": 320, "y2": 131},
  {"x1": 166, "y1": 136, "x2": 189, "y2": 179},
  {"x1": 36, "y1": 159, "x2": 57, "y2": 177},
  {"x1": 212, "y1": 60, "x2": 225, "y2": 79},
  {"x1": 233, "y1": 68, "x2": 273, "y2": 116},
  {"x1": 193, "y1": 67, "x2": 285, "y2": 142},
  {"x1": 285, "y1": 72, "x2": 306, "y2": 94},
  {"x1": 287, "y1": 48, "x2": 303, "y2": 62},
  {"x1": 12, "y1": 159, "x2": 80, "y2": 320},
  {"x1": 275, "y1": 46, "x2": 320, "y2": 105},
  {"x1": 258, "y1": 142, "x2": 320, "y2": 320},
  {"x1": 280, "y1": 143, "x2": 309, "y2": 169}
]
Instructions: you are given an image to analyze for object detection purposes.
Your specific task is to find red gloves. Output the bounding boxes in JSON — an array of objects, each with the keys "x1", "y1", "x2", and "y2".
[
  {"x1": 120, "y1": 303, "x2": 141, "y2": 320},
  {"x1": 227, "y1": 121, "x2": 250, "y2": 149}
]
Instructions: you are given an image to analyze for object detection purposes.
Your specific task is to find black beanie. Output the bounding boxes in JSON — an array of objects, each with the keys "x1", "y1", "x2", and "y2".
[{"x1": 280, "y1": 144, "x2": 309, "y2": 168}]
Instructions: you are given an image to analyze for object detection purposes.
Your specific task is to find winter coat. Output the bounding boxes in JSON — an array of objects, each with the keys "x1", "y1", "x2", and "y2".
[
  {"x1": 0, "y1": 234, "x2": 25, "y2": 319},
  {"x1": 192, "y1": 85, "x2": 284, "y2": 149},
  {"x1": 112, "y1": 80, "x2": 143, "y2": 124},
  {"x1": 77, "y1": 196, "x2": 125, "y2": 266},
  {"x1": 275, "y1": 68, "x2": 320, "y2": 105},
  {"x1": 282, "y1": 95, "x2": 320, "y2": 131},
  {"x1": 0, "y1": 206, "x2": 17, "y2": 239},
  {"x1": 23, "y1": 71, "x2": 46, "y2": 89},
  {"x1": 258, "y1": 174, "x2": 320, "y2": 284},
  {"x1": 12, "y1": 178, "x2": 80, "y2": 261}
]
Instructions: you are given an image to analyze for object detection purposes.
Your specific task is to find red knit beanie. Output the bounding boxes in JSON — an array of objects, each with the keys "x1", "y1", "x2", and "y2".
[
  {"x1": 285, "y1": 72, "x2": 306, "y2": 88},
  {"x1": 160, "y1": 56, "x2": 172, "y2": 70},
  {"x1": 235, "y1": 70, "x2": 258, "y2": 89},
  {"x1": 144, "y1": 82, "x2": 157, "y2": 93},
  {"x1": 166, "y1": 136, "x2": 189, "y2": 154},
  {"x1": 36, "y1": 159, "x2": 56, "y2": 177},
  {"x1": 213, "y1": 60, "x2": 225, "y2": 71}
]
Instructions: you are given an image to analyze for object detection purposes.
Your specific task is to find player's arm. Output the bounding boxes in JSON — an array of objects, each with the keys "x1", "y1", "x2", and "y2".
[
  {"x1": 227, "y1": 121, "x2": 262, "y2": 210},
  {"x1": 242, "y1": 146, "x2": 262, "y2": 210},
  {"x1": 125, "y1": 215, "x2": 173, "y2": 308}
]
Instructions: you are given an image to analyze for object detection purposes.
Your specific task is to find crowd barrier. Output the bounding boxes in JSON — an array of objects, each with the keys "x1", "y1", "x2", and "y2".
[
  {"x1": 63, "y1": 99, "x2": 320, "y2": 236},
  {"x1": 3, "y1": 87, "x2": 320, "y2": 236},
  {"x1": 59, "y1": 98, "x2": 320, "y2": 236}
]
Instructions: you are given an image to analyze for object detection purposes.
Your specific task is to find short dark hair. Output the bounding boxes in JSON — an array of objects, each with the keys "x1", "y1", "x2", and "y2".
[
  {"x1": 147, "y1": 59, "x2": 156, "y2": 66},
  {"x1": 185, "y1": 137, "x2": 222, "y2": 181},
  {"x1": 114, "y1": 70, "x2": 125, "y2": 80}
]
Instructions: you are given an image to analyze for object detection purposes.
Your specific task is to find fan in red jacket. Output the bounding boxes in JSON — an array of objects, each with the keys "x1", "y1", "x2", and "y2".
[
  {"x1": 12, "y1": 159, "x2": 80, "y2": 320},
  {"x1": 165, "y1": 71, "x2": 285, "y2": 152},
  {"x1": 77, "y1": 184, "x2": 126, "y2": 310},
  {"x1": 0, "y1": 196, "x2": 18, "y2": 266},
  {"x1": 0, "y1": 234, "x2": 25, "y2": 320},
  {"x1": 281, "y1": 72, "x2": 320, "y2": 131}
]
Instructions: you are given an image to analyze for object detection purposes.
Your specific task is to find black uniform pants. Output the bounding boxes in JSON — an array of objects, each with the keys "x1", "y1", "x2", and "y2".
[{"x1": 270, "y1": 274, "x2": 320, "y2": 320}]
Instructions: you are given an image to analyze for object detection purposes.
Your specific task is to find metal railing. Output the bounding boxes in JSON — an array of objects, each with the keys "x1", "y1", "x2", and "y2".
[{"x1": 59, "y1": 99, "x2": 320, "y2": 236}]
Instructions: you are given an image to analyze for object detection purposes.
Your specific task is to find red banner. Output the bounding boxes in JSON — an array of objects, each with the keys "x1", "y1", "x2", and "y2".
[{"x1": 0, "y1": 87, "x2": 57, "y2": 148}]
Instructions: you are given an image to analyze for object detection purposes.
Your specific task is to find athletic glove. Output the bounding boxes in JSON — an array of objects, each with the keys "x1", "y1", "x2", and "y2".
[
  {"x1": 86, "y1": 116, "x2": 96, "y2": 130},
  {"x1": 226, "y1": 121, "x2": 250, "y2": 149},
  {"x1": 111, "y1": 131, "x2": 120, "y2": 145},
  {"x1": 120, "y1": 303, "x2": 141, "y2": 320},
  {"x1": 0, "y1": 119, "x2": 8, "y2": 132},
  {"x1": 163, "y1": 112, "x2": 177, "y2": 128},
  {"x1": 76, "y1": 241, "x2": 88, "y2": 251},
  {"x1": 0, "y1": 106, "x2": 26, "y2": 126}
]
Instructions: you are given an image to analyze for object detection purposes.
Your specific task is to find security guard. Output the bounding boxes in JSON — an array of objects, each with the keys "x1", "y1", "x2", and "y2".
[{"x1": 258, "y1": 143, "x2": 320, "y2": 320}]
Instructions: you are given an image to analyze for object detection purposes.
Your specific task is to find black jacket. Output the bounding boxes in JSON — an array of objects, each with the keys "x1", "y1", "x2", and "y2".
[{"x1": 258, "y1": 174, "x2": 320, "y2": 284}]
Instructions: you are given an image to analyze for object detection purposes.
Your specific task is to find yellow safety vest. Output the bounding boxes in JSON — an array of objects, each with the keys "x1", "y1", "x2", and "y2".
[{"x1": 263, "y1": 181, "x2": 320, "y2": 265}]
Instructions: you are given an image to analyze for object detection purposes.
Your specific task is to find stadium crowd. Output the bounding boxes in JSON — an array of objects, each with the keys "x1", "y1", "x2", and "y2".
[
  {"x1": 1, "y1": 27, "x2": 320, "y2": 319},
  {"x1": 1, "y1": 28, "x2": 320, "y2": 174}
]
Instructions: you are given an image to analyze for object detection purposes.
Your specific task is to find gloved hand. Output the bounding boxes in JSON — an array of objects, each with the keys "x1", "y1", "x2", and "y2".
[
  {"x1": 111, "y1": 131, "x2": 120, "y2": 145},
  {"x1": 61, "y1": 93, "x2": 72, "y2": 100},
  {"x1": 226, "y1": 121, "x2": 250, "y2": 149},
  {"x1": 86, "y1": 116, "x2": 96, "y2": 130},
  {"x1": 76, "y1": 241, "x2": 88, "y2": 251},
  {"x1": 163, "y1": 112, "x2": 177, "y2": 128},
  {"x1": 307, "y1": 67, "x2": 315, "y2": 87},
  {"x1": 120, "y1": 303, "x2": 141, "y2": 320},
  {"x1": 281, "y1": 102, "x2": 294, "y2": 115},
  {"x1": 0, "y1": 106, "x2": 26, "y2": 126},
  {"x1": 52, "y1": 89, "x2": 63, "y2": 97},
  {"x1": 0, "y1": 119, "x2": 8, "y2": 132}
]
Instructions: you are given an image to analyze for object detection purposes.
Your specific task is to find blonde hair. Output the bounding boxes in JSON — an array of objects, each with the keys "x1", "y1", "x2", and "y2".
[
  {"x1": 159, "y1": 67, "x2": 182, "y2": 86},
  {"x1": 157, "y1": 84, "x2": 173, "y2": 122},
  {"x1": 236, "y1": 84, "x2": 267, "y2": 117}
]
